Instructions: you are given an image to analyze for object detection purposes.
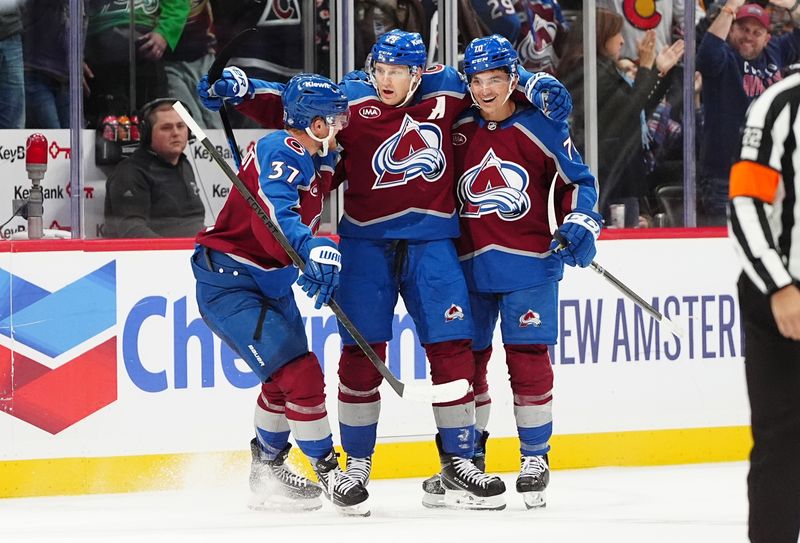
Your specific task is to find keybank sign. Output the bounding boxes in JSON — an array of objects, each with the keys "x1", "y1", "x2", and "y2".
[{"x1": 0, "y1": 260, "x2": 428, "y2": 433}]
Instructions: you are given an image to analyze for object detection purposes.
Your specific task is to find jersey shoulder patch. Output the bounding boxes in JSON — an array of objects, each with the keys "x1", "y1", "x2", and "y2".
[
  {"x1": 340, "y1": 78, "x2": 379, "y2": 102},
  {"x1": 420, "y1": 64, "x2": 466, "y2": 97}
]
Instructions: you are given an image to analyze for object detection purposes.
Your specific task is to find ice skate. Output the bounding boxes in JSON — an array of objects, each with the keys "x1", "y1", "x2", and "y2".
[
  {"x1": 421, "y1": 473, "x2": 445, "y2": 508},
  {"x1": 422, "y1": 431, "x2": 489, "y2": 508},
  {"x1": 248, "y1": 439, "x2": 323, "y2": 512},
  {"x1": 345, "y1": 455, "x2": 372, "y2": 487},
  {"x1": 313, "y1": 450, "x2": 370, "y2": 517},
  {"x1": 435, "y1": 434, "x2": 505, "y2": 510},
  {"x1": 516, "y1": 454, "x2": 549, "y2": 509}
]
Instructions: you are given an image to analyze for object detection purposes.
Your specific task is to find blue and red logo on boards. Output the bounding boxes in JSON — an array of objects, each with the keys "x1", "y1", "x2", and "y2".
[
  {"x1": 0, "y1": 262, "x2": 117, "y2": 434},
  {"x1": 0, "y1": 260, "x2": 432, "y2": 434}
]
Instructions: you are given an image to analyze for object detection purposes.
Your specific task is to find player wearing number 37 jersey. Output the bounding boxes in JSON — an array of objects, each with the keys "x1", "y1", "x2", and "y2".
[{"x1": 191, "y1": 74, "x2": 370, "y2": 516}]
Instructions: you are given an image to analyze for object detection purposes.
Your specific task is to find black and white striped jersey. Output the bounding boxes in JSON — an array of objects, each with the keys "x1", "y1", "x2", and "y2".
[{"x1": 729, "y1": 72, "x2": 800, "y2": 295}]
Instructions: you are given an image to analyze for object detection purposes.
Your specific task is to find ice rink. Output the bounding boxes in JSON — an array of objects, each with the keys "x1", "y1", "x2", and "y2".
[{"x1": 1, "y1": 461, "x2": 749, "y2": 543}]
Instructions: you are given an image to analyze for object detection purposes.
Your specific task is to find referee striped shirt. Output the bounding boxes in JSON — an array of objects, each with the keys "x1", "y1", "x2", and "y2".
[{"x1": 729, "y1": 72, "x2": 800, "y2": 295}]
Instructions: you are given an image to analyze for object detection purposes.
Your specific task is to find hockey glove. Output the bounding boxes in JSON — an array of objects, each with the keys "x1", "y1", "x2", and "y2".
[
  {"x1": 198, "y1": 66, "x2": 252, "y2": 111},
  {"x1": 525, "y1": 72, "x2": 572, "y2": 123},
  {"x1": 297, "y1": 238, "x2": 342, "y2": 310},
  {"x1": 197, "y1": 76, "x2": 222, "y2": 111},
  {"x1": 550, "y1": 211, "x2": 602, "y2": 268}
]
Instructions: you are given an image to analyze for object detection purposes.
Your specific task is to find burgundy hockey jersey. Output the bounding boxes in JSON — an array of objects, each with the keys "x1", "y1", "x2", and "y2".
[
  {"x1": 453, "y1": 102, "x2": 598, "y2": 292},
  {"x1": 197, "y1": 130, "x2": 334, "y2": 275},
  {"x1": 238, "y1": 65, "x2": 473, "y2": 240}
]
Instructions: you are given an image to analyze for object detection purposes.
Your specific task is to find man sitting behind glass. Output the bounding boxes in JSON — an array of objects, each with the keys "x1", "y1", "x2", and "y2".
[{"x1": 104, "y1": 98, "x2": 205, "y2": 238}]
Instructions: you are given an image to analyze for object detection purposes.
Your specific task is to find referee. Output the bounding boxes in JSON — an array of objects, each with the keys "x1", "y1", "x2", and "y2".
[{"x1": 729, "y1": 72, "x2": 800, "y2": 543}]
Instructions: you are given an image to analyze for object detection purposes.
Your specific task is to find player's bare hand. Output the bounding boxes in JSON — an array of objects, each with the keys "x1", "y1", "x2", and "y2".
[{"x1": 771, "y1": 284, "x2": 800, "y2": 341}]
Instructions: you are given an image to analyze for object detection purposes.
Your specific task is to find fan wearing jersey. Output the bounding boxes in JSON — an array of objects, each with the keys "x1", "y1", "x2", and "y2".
[
  {"x1": 197, "y1": 29, "x2": 572, "y2": 510},
  {"x1": 422, "y1": 35, "x2": 600, "y2": 510},
  {"x1": 190, "y1": 73, "x2": 369, "y2": 516}
]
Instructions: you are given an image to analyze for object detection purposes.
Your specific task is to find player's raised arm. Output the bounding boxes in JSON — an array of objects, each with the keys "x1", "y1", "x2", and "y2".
[{"x1": 198, "y1": 66, "x2": 286, "y2": 128}]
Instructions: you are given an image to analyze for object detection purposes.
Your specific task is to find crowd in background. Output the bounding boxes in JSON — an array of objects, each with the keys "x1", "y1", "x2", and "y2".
[{"x1": 5, "y1": 0, "x2": 799, "y2": 231}]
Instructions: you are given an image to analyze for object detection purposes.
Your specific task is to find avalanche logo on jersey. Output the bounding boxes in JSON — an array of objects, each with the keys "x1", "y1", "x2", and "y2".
[
  {"x1": 444, "y1": 304, "x2": 465, "y2": 322},
  {"x1": 257, "y1": 0, "x2": 301, "y2": 26},
  {"x1": 516, "y1": 16, "x2": 560, "y2": 73},
  {"x1": 457, "y1": 149, "x2": 530, "y2": 220},
  {"x1": 519, "y1": 310, "x2": 542, "y2": 328},
  {"x1": 372, "y1": 114, "x2": 445, "y2": 189}
]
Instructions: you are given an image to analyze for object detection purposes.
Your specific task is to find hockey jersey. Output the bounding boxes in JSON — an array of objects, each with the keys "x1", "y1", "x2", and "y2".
[
  {"x1": 453, "y1": 102, "x2": 598, "y2": 293},
  {"x1": 197, "y1": 130, "x2": 335, "y2": 296},
  {"x1": 237, "y1": 65, "x2": 538, "y2": 241}
]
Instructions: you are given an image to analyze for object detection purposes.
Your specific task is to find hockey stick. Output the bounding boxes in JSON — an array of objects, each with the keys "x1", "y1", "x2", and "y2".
[
  {"x1": 173, "y1": 102, "x2": 469, "y2": 403},
  {"x1": 208, "y1": 27, "x2": 257, "y2": 170},
  {"x1": 554, "y1": 230, "x2": 684, "y2": 338}
]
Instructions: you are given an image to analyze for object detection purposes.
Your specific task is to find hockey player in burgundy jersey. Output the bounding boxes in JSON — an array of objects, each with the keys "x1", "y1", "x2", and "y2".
[
  {"x1": 422, "y1": 35, "x2": 600, "y2": 510},
  {"x1": 197, "y1": 29, "x2": 572, "y2": 510},
  {"x1": 191, "y1": 73, "x2": 369, "y2": 516}
]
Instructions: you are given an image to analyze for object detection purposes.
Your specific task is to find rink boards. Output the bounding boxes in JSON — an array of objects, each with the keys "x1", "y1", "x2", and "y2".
[
  {"x1": 0, "y1": 233, "x2": 752, "y2": 498},
  {"x1": 0, "y1": 129, "x2": 269, "y2": 240}
]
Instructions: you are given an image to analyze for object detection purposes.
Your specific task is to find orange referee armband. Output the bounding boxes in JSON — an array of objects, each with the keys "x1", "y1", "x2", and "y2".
[{"x1": 729, "y1": 161, "x2": 780, "y2": 202}]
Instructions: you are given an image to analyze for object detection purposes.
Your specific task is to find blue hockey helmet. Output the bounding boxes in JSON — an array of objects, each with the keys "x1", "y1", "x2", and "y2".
[
  {"x1": 282, "y1": 73, "x2": 350, "y2": 130},
  {"x1": 369, "y1": 29, "x2": 427, "y2": 67},
  {"x1": 463, "y1": 35, "x2": 519, "y2": 78}
]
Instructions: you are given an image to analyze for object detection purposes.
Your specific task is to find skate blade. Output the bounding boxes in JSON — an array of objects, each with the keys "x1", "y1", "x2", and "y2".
[
  {"x1": 421, "y1": 491, "x2": 446, "y2": 509},
  {"x1": 521, "y1": 490, "x2": 546, "y2": 509},
  {"x1": 443, "y1": 489, "x2": 506, "y2": 511},
  {"x1": 333, "y1": 501, "x2": 371, "y2": 517},
  {"x1": 248, "y1": 493, "x2": 323, "y2": 512}
]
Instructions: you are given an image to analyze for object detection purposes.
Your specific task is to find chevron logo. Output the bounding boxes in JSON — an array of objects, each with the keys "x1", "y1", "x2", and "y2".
[{"x1": 0, "y1": 261, "x2": 117, "y2": 434}]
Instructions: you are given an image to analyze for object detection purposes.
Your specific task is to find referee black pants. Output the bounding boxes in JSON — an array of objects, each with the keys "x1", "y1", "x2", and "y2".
[{"x1": 739, "y1": 275, "x2": 800, "y2": 543}]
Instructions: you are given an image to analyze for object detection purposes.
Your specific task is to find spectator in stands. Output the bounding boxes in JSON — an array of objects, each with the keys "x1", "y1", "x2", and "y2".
[
  {"x1": 104, "y1": 98, "x2": 205, "y2": 238},
  {"x1": 697, "y1": 0, "x2": 800, "y2": 226},
  {"x1": 0, "y1": 0, "x2": 24, "y2": 128},
  {"x1": 164, "y1": 0, "x2": 220, "y2": 129},
  {"x1": 84, "y1": 0, "x2": 189, "y2": 127},
  {"x1": 512, "y1": 0, "x2": 569, "y2": 74},
  {"x1": 558, "y1": 9, "x2": 684, "y2": 227},
  {"x1": 22, "y1": 0, "x2": 93, "y2": 128},
  {"x1": 599, "y1": 0, "x2": 684, "y2": 62}
]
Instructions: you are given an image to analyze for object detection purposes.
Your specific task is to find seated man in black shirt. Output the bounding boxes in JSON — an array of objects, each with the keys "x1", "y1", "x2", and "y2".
[{"x1": 104, "y1": 98, "x2": 206, "y2": 238}]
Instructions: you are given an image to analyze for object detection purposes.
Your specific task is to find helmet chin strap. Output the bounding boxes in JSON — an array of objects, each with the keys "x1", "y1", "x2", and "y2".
[
  {"x1": 306, "y1": 124, "x2": 333, "y2": 156},
  {"x1": 501, "y1": 74, "x2": 519, "y2": 107},
  {"x1": 398, "y1": 68, "x2": 422, "y2": 107}
]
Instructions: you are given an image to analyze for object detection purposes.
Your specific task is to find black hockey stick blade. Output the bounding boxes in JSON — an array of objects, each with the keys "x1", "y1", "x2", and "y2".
[
  {"x1": 553, "y1": 230, "x2": 684, "y2": 338},
  {"x1": 173, "y1": 102, "x2": 469, "y2": 403},
  {"x1": 208, "y1": 27, "x2": 257, "y2": 171}
]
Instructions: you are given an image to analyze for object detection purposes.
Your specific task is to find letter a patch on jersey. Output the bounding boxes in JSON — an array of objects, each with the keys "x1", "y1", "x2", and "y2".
[
  {"x1": 457, "y1": 149, "x2": 530, "y2": 220},
  {"x1": 372, "y1": 114, "x2": 445, "y2": 189}
]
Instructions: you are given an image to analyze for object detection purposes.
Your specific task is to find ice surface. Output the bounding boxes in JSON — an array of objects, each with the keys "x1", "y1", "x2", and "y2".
[{"x1": 0, "y1": 462, "x2": 749, "y2": 543}]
